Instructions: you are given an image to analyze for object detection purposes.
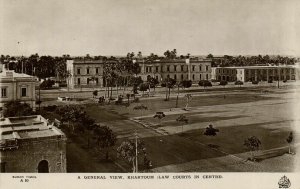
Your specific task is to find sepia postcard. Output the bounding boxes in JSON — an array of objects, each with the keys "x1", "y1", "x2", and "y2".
[{"x1": 0, "y1": 0, "x2": 300, "y2": 188}]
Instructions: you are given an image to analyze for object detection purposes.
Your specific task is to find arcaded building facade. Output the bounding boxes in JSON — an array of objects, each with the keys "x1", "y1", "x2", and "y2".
[
  {"x1": 67, "y1": 59, "x2": 212, "y2": 88},
  {"x1": 137, "y1": 59, "x2": 212, "y2": 83},
  {"x1": 0, "y1": 115, "x2": 66, "y2": 173},
  {"x1": 211, "y1": 66, "x2": 296, "y2": 82}
]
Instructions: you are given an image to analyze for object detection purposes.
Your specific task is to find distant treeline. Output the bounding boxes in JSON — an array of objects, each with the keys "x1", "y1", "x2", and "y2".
[
  {"x1": 208, "y1": 54, "x2": 297, "y2": 67},
  {"x1": 0, "y1": 51, "x2": 297, "y2": 80}
]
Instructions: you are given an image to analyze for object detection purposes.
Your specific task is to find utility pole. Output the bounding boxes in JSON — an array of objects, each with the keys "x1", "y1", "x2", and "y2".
[{"x1": 135, "y1": 130, "x2": 138, "y2": 173}]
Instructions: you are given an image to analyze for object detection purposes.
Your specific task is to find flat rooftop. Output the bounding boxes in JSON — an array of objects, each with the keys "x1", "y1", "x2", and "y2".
[{"x1": 0, "y1": 115, "x2": 65, "y2": 142}]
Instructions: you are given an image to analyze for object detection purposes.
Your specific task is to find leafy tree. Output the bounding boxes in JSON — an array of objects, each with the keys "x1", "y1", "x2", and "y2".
[
  {"x1": 3, "y1": 101, "x2": 33, "y2": 117},
  {"x1": 204, "y1": 124, "x2": 219, "y2": 136},
  {"x1": 129, "y1": 76, "x2": 143, "y2": 96},
  {"x1": 181, "y1": 80, "x2": 192, "y2": 88},
  {"x1": 161, "y1": 77, "x2": 176, "y2": 101},
  {"x1": 163, "y1": 49, "x2": 177, "y2": 59},
  {"x1": 219, "y1": 80, "x2": 228, "y2": 88},
  {"x1": 175, "y1": 80, "x2": 192, "y2": 107},
  {"x1": 139, "y1": 83, "x2": 149, "y2": 96},
  {"x1": 199, "y1": 80, "x2": 212, "y2": 88},
  {"x1": 126, "y1": 93, "x2": 131, "y2": 104},
  {"x1": 235, "y1": 80, "x2": 244, "y2": 87},
  {"x1": 94, "y1": 125, "x2": 117, "y2": 160},
  {"x1": 207, "y1": 54, "x2": 214, "y2": 59},
  {"x1": 133, "y1": 104, "x2": 148, "y2": 117},
  {"x1": 147, "y1": 76, "x2": 159, "y2": 95},
  {"x1": 56, "y1": 105, "x2": 86, "y2": 134},
  {"x1": 117, "y1": 138, "x2": 150, "y2": 172},
  {"x1": 184, "y1": 94, "x2": 192, "y2": 110},
  {"x1": 176, "y1": 114, "x2": 188, "y2": 133},
  {"x1": 244, "y1": 136, "x2": 261, "y2": 161},
  {"x1": 153, "y1": 112, "x2": 165, "y2": 126},
  {"x1": 93, "y1": 90, "x2": 98, "y2": 98},
  {"x1": 286, "y1": 132, "x2": 293, "y2": 154},
  {"x1": 137, "y1": 51, "x2": 142, "y2": 59},
  {"x1": 40, "y1": 79, "x2": 55, "y2": 89}
]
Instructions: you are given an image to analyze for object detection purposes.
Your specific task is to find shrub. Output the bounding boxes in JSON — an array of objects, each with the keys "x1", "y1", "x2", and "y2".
[
  {"x1": 219, "y1": 80, "x2": 228, "y2": 86},
  {"x1": 235, "y1": 81, "x2": 244, "y2": 85},
  {"x1": 3, "y1": 101, "x2": 33, "y2": 117},
  {"x1": 44, "y1": 105, "x2": 57, "y2": 112},
  {"x1": 181, "y1": 80, "x2": 192, "y2": 88},
  {"x1": 40, "y1": 79, "x2": 55, "y2": 89},
  {"x1": 199, "y1": 80, "x2": 212, "y2": 87},
  {"x1": 93, "y1": 90, "x2": 98, "y2": 97},
  {"x1": 252, "y1": 80, "x2": 259, "y2": 84}
]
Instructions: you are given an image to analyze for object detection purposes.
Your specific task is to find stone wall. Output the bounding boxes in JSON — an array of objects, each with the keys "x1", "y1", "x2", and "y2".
[{"x1": 0, "y1": 136, "x2": 66, "y2": 173}]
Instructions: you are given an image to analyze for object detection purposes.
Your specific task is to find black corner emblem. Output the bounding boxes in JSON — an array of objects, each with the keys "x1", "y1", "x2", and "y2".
[{"x1": 278, "y1": 175, "x2": 291, "y2": 188}]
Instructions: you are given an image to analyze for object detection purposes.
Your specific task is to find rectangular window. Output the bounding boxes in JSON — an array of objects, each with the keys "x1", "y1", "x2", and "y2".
[
  {"x1": 96, "y1": 68, "x2": 99, "y2": 74},
  {"x1": 206, "y1": 74, "x2": 208, "y2": 80},
  {"x1": 192, "y1": 66, "x2": 195, "y2": 71},
  {"x1": 77, "y1": 68, "x2": 81, "y2": 75},
  {"x1": 156, "y1": 66, "x2": 159, "y2": 72},
  {"x1": 167, "y1": 66, "x2": 170, "y2": 72},
  {"x1": 21, "y1": 87, "x2": 27, "y2": 97},
  {"x1": 1, "y1": 162, "x2": 6, "y2": 173},
  {"x1": 206, "y1": 65, "x2": 209, "y2": 71},
  {"x1": 200, "y1": 74, "x2": 202, "y2": 80},
  {"x1": 199, "y1": 66, "x2": 202, "y2": 71},
  {"x1": 77, "y1": 78, "x2": 80, "y2": 84},
  {"x1": 181, "y1": 65, "x2": 184, "y2": 71},
  {"x1": 174, "y1": 65, "x2": 177, "y2": 72},
  {"x1": 95, "y1": 78, "x2": 99, "y2": 84},
  {"x1": 87, "y1": 68, "x2": 90, "y2": 74},
  {"x1": 1, "y1": 88, "x2": 7, "y2": 97}
]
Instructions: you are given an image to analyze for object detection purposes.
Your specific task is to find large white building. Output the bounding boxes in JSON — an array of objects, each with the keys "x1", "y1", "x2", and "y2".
[
  {"x1": 67, "y1": 59, "x2": 104, "y2": 89},
  {"x1": 211, "y1": 66, "x2": 297, "y2": 82},
  {"x1": 137, "y1": 59, "x2": 212, "y2": 83},
  {"x1": 66, "y1": 58, "x2": 212, "y2": 88},
  {"x1": 0, "y1": 67, "x2": 37, "y2": 111}
]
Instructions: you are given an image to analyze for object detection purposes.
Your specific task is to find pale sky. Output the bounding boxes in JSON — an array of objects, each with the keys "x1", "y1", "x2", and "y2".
[{"x1": 0, "y1": 0, "x2": 299, "y2": 56}]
